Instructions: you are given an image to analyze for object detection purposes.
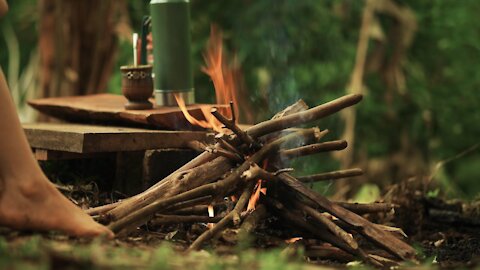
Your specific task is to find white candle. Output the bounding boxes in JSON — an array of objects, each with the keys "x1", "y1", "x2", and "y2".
[{"x1": 133, "y1": 33, "x2": 138, "y2": 67}]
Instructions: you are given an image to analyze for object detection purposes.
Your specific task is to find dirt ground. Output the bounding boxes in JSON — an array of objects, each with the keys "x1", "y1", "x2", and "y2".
[{"x1": 1, "y1": 176, "x2": 480, "y2": 269}]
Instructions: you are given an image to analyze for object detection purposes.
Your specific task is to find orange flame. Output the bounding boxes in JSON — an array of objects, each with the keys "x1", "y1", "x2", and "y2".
[
  {"x1": 174, "y1": 25, "x2": 241, "y2": 131},
  {"x1": 201, "y1": 25, "x2": 240, "y2": 121},
  {"x1": 174, "y1": 94, "x2": 222, "y2": 132},
  {"x1": 207, "y1": 204, "x2": 215, "y2": 229},
  {"x1": 285, "y1": 237, "x2": 303, "y2": 244},
  {"x1": 247, "y1": 160, "x2": 269, "y2": 211},
  {"x1": 247, "y1": 180, "x2": 267, "y2": 211}
]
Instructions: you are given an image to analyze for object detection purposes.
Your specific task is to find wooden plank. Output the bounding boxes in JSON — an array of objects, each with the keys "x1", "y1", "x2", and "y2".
[
  {"x1": 34, "y1": 149, "x2": 110, "y2": 160},
  {"x1": 27, "y1": 93, "x2": 230, "y2": 130},
  {"x1": 24, "y1": 123, "x2": 213, "y2": 153}
]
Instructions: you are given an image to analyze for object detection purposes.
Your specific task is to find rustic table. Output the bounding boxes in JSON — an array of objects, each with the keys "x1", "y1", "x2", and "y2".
[
  {"x1": 23, "y1": 123, "x2": 213, "y2": 195},
  {"x1": 28, "y1": 93, "x2": 230, "y2": 130}
]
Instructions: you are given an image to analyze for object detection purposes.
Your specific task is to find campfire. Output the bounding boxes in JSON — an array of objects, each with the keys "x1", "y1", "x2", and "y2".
[{"x1": 86, "y1": 28, "x2": 417, "y2": 267}]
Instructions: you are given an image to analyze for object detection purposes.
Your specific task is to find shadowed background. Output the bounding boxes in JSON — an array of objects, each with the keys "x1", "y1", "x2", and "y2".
[{"x1": 1, "y1": 0, "x2": 479, "y2": 199}]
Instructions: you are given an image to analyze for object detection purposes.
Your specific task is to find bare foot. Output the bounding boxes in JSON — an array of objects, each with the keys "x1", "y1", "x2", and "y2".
[{"x1": 0, "y1": 172, "x2": 114, "y2": 238}]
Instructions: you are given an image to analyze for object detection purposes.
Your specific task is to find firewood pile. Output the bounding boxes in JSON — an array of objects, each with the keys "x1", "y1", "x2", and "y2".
[{"x1": 87, "y1": 94, "x2": 416, "y2": 267}]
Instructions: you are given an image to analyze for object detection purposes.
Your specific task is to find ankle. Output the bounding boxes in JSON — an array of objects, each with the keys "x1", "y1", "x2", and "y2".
[{"x1": 8, "y1": 172, "x2": 52, "y2": 199}]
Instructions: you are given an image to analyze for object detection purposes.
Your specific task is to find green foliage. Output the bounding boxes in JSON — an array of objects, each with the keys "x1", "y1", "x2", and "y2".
[
  {"x1": 4, "y1": 0, "x2": 480, "y2": 198},
  {"x1": 353, "y1": 184, "x2": 380, "y2": 203},
  {"x1": 186, "y1": 0, "x2": 480, "y2": 197},
  {"x1": 148, "y1": 243, "x2": 174, "y2": 270},
  {"x1": 0, "y1": 0, "x2": 37, "y2": 74},
  {"x1": 0, "y1": 235, "x2": 317, "y2": 270}
]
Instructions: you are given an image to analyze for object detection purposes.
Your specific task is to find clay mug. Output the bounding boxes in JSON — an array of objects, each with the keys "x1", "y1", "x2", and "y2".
[{"x1": 120, "y1": 64, "x2": 153, "y2": 110}]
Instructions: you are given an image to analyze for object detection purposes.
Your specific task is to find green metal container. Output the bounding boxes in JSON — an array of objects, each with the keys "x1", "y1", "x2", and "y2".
[{"x1": 150, "y1": 0, "x2": 194, "y2": 106}]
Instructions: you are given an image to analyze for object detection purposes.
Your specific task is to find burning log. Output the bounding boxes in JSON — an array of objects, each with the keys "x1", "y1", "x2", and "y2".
[{"x1": 88, "y1": 94, "x2": 416, "y2": 266}]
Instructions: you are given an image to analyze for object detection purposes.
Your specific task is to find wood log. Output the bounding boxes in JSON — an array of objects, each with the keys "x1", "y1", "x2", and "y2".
[
  {"x1": 305, "y1": 245, "x2": 355, "y2": 262},
  {"x1": 106, "y1": 156, "x2": 233, "y2": 222},
  {"x1": 150, "y1": 214, "x2": 224, "y2": 226},
  {"x1": 99, "y1": 98, "x2": 309, "y2": 218},
  {"x1": 108, "y1": 128, "x2": 320, "y2": 235},
  {"x1": 293, "y1": 200, "x2": 358, "y2": 250},
  {"x1": 246, "y1": 94, "x2": 362, "y2": 138},
  {"x1": 238, "y1": 204, "x2": 267, "y2": 236},
  {"x1": 298, "y1": 168, "x2": 364, "y2": 183},
  {"x1": 337, "y1": 202, "x2": 395, "y2": 214},
  {"x1": 279, "y1": 140, "x2": 348, "y2": 159},
  {"x1": 83, "y1": 94, "x2": 417, "y2": 265},
  {"x1": 266, "y1": 197, "x2": 384, "y2": 267},
  {"x1": 188, "y1": 181, "x2": 255, "y2": 250},
  {"x1": 88, "y1": 150, "x2": 218, "y2": 217},
  {"x1": 277, "y1": 173, "x2": 415, "y2": 260},
  {"x1": 271, "y1": 100, "x2": 309, "y2": 119}
]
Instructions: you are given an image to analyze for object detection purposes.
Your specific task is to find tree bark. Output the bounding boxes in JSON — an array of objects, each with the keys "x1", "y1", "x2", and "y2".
[{"x1": 38, "y1": 0, "x2": 125, "y2": 100}]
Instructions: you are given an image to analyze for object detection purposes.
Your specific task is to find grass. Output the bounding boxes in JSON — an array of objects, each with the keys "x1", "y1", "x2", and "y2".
[{"x1": 0, "y1": 234, "x2": 329, "y2": 270}]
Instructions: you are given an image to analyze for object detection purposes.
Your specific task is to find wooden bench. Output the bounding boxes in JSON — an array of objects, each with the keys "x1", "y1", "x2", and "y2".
[{"x1": 23, "y1": 123, "x2": 213, "y2": 194}]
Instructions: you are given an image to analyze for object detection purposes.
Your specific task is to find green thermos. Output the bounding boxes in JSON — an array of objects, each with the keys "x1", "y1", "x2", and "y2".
[{"x1": 150, "y1": 0, "x2": 194, "y2": 106}]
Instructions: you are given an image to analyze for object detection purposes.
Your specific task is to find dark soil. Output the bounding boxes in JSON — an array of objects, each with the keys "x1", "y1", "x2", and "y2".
[{"x1": 384, "y1": 178, "x2": 480, "y2": 268}]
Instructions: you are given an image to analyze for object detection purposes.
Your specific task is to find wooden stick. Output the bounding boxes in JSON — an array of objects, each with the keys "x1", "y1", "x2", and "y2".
[
  {"x1": 300, "y1": 199, "x2": 395, "y2": 216},
  {"x1": 264, "y1": 197, "x2": 357, "y2": 255},
  {"x1": 294, "y1": 200, "x2": 359, "y2": 250},
  {"x1": 150, "y1": 214, "x2": 224, "y2": 226},
  {"x1": 279, "y1": 140, "x2": 348, "y2": 159},
  {"x1": 277, "y1": 173, "x2": 416, "y2": 260},
  {"x1": 265, "y1": 197, "x2": 384, "y2": 267},
  {"x1": 271, "y1": 99, "x2": 309, "y2": 119},
  {"x1": 336, "y1": 202, "x2": 395, "y2": 214},
  {"x1": 167, "y1": 201, "x2": 228, "y2": 215},
  {"x1": 229, "y1": 101, "x2": 237, "y2": 124},
  {"x1": 238, "y1": 204, "x2": 267, "y2": 236},
  {"x1": 187, "y1": 140, "x2": 208, "y2": 152},
  {"x1": 246, "y1": 94, "x2": 363, "y2": 138},
  {"x1": 160, "y1": 196, "x2": 213, "y2": 213},
  {"x1": 104, "y1": 150, "x2": 219, "y2": 219},
  {"x1": 107, "y1": 156, "x2": 233, "y2": 222},
  {"x1": 103, "y1": 99, "x2": 315, "y2": 219},
  {"x1": 85, "y1": 201, "x2": 121, "y2": 216},
  {"x1": 109, "y1": 128, "x2": 319, "y2": 234},
  {"x1": 188, "y1": 181, "x2": 255, "y2": 251},
  {"x1": 211, "y1": 107, "x2": 255, "y2": 146},
  {"x1": 305, "y1": 245, "x2": 355, "y2": 262},
  {"x1": 298, "y1": 168, "x2": 364, "y2": 183},
  {"x1": 217, "y1": 137, "x2": 243, "y2": 158}
]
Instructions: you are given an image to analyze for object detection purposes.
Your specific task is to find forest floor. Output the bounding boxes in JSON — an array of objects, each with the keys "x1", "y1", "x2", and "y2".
[{"x1": 1, "y1": 178, "x2": 479, "y2": 269}]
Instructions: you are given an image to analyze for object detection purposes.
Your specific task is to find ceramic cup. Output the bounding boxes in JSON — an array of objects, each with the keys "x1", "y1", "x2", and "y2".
[{"x1": 120, "y1": 65, "x2": 153, "y2": 110}]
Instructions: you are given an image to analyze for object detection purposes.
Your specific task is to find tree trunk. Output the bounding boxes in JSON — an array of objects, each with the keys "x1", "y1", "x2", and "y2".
[{"x1": 38, "y1": 0, "x2": 125, "y2": 100}]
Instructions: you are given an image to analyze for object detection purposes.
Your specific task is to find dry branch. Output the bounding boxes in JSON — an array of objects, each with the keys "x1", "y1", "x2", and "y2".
[
  {"x1": 337, "y1": 202, "x2": 395, "y2": 214},
  {"x1": 246, "y1": 94, "x2": 362, "y2": 138},
  {"x1": 298, "y1": 168, "x2": 364, "y2": 183},
  {"x1": 264, "y1": 197, "x2": 367, "y2": 261},
  {"x1": 295, "y1": 201, "x2": 358, "y2": 250},
  {"x1": 90, "y1": 94, "x2": 416, "y2": 266},
  {"x1": 150, "y1": 214, "x2": 224, "y2": 226},
  {"x1": 188, "y1": 181, "x2": 255, "y2": 250},
  {"x1": 279, "y1": 140, "x2": 348, "y2": 159},
  {"x1": 107, "y1": 156, "x2": 233, "y2": 222},
  {"x1": 238, "y1": 204, "x2": 267, "y2": 236},
  {"x1": 277, "y1": 173, "x2": 415, "y2": 260},
  {"x1": 109, "y1": 128, "x2": 320, "y2": 235},
  {"x1": 211, "y1": 107, "x2": 255, "y2": 146}
]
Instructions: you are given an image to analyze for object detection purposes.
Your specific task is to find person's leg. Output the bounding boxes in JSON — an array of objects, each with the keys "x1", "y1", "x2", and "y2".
[
  {"x1": 0, "y1": 69, "x2": 113, "y2": 237},
  {"x1": 0, "y1": 0, "x2": 7, "y2": 17}
]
